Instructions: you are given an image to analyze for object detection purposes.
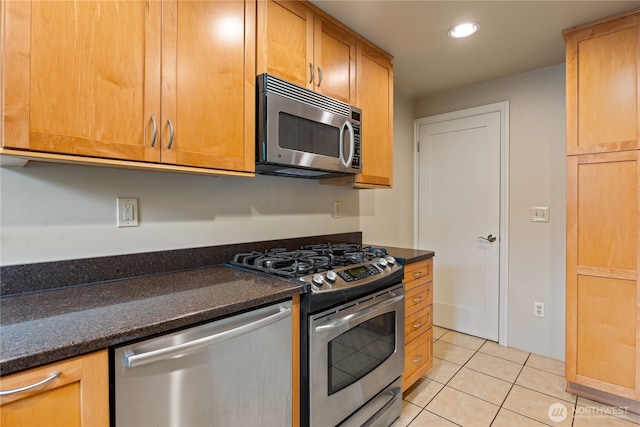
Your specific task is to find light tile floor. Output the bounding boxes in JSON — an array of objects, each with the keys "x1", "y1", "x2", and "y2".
[{"x1": 394, "y1": 326, "x2": 640, "y2": 427}]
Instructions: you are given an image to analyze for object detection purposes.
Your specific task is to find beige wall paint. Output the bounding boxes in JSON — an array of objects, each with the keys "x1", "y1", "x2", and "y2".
[
  {"x1": 0, "y1": 164, "x2": 360, "y2": 265},
  {"x1": 414, "y1": 63, "x2": 567, "y2": 361},
  {"x1": 360, "y1": 89, "x2": 415, "y2": 248}
]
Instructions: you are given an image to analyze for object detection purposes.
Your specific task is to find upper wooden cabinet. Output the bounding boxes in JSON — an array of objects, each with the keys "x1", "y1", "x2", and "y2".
[
  {"x1": 0, "y1": 350, "x2": 109, "y2": 427},
  {"x1": 257, "y1": 0, "x2": 356, "y2": 104},
  {"x1": 354, "y1": 42, "x2": 394, "y2": 188},
  {"x1": 2, "y1": 0, "x2": 255, "y2": 175},
  {"x1": 564, "y1": 10, "x2": 639, "y2": 155}
]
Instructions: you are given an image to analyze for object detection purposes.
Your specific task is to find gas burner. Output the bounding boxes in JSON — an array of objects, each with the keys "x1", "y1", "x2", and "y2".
[{"x1": 229, "y1": 243, "x2": 384, "y2": 278}]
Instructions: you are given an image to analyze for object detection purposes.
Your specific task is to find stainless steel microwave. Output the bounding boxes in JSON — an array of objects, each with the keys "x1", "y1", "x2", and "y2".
[{"x1": 256, "y1": 73, "x2": 362, "y2": 178}]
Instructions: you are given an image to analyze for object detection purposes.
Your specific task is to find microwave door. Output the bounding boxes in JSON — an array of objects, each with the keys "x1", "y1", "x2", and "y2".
[{"x1": 266, "y1": 93, "x2": 350, "y2": 173}]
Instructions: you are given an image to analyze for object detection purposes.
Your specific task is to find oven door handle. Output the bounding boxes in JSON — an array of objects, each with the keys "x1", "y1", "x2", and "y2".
[{"x1": 315, "y1": 294, "x2": 403, "y2": 333}]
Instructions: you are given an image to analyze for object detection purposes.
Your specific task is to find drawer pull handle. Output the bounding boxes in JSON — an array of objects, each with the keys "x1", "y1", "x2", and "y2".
[
  {"x1": 412, "y1": 321, "x2": 423, "y2": 329},
  {"x1": 412, "y1": 272, "x2": 423, "y2": 278},
  {"x1": 412, "y1": 355, "x2": 423, "y2": 364},
  {"x1": 412, "y1": 296, "x2": 422, "y2": 303},
  {"x1": 0, "y1": 371, "x2": 61, "y2": 396}
]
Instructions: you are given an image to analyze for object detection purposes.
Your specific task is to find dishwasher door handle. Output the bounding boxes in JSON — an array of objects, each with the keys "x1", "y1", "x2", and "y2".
[{"x1": 124, "y1": 306, "x2": 292, "y2": 368}]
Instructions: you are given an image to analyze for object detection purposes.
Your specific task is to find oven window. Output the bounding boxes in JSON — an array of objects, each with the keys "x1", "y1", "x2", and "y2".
[
  {"x1": 327, "y1": 312, "x2": 396, "y2": 395},
  {"x1": 279, "y1": 112, "x2": 340, "y2": 157}
]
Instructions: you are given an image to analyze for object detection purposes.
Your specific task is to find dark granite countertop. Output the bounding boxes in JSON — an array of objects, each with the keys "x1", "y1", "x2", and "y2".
[
  {"x1": 367, "y1": 245, "x2": 435, "y2": 265},
  {"x1": 0, "y1": 265, "x2": 303, "y2": 376}
]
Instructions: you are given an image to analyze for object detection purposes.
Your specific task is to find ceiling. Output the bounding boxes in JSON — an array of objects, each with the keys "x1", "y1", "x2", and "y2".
[{"x1": 309, "y1": 1, "x2": 640, "y2": 99}]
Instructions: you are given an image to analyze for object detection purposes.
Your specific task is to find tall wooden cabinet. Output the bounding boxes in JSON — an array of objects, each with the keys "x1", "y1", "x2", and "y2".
[
  {"x1": 0, "y1": 350, "x2": 109, "y2": 426},
  {"x1": 1, "y1": 0, "x2": 255, "y2": 175},
  {"x1": 564, "y1": 8, "x2": 640, "y2": 411}
]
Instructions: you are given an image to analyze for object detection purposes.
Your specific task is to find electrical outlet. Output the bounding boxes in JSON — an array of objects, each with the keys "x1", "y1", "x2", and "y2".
[
  {"x1": 534, "y1": 302, "x2": 545, "y2": 317},
  {"x1": 117, "y1": 198, "x2": 139, "y2": 227}
]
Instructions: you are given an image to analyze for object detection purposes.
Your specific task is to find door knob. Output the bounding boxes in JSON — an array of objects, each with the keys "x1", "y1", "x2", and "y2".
[{"x1": 478, "y1": 234, "x2": 497, "y2": 243}]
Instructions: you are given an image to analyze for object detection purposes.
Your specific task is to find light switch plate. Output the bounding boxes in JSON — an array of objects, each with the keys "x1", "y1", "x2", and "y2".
[{"x1": 531, "y1": 206, "x2": 549, "y2": 223}]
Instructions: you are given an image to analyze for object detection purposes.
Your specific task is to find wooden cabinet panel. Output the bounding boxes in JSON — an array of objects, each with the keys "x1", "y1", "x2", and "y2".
[
  {"x1": 355, "y1": 42, "x2": 393, "y2": 188},
  {"x1": 576, "y1": 156, "x2": 637, "y2": 271},
  {"x1": 405, "y1": 259, "x2": 433, "y2": 285},
  {"x1": 402, "y1": 327, "x2": 433, "y2": 391},
  {"x1": 576, "y1": 275, "x2": 636, "y2": 391},
  {"x1": 0, "y1": 350, "x2": 109, "y2": 427},
  {"x1": 564, "y1": 11, "x2": 639, "y2": 155},
  {"x1": 257, "y1": 0, "x2": 313, "y2": 89},
  {"x1": 3, "y1": 1, "x2": 160, "y2": 162},
  {"x1": 163, "y1": 0, "x2": 255, "y2": 171},
  {"x1": 405, "y1": 305, "x2": 432, "y2": 344},
  {"x1": 314, "y1": 18, "x2": 355, "y2": 103}
]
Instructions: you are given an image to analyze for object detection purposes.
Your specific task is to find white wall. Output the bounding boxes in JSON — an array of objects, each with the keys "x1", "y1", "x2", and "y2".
[
  {"x1": 414, "y1": 64, "x2": 567, "y2": 360},
  {"x1": 0, "y1": 163, "x2": 360, "y2": 265},
  {"x1": 359, "y1": 89, "x2": 415, "y2": 248}
]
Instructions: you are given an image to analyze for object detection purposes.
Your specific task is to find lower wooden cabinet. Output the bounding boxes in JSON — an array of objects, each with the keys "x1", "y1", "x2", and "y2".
[
  {"x1": 0, "y1": 350, "x2": 109, "y2": 427},
  {"x1": 402, "y1": 258, "x2": 434, "y2": 391},
  {"x1": 566, "y1": 151, "x2": 640, "y2": 410}
]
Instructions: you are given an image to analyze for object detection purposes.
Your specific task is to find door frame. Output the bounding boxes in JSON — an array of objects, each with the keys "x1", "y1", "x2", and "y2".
[{"x1": 413, "y1": 101, "x2": 510, "y2": 346}]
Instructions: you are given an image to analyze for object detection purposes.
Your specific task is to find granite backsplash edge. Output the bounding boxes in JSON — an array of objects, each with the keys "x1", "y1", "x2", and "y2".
[{"x1": 0, "y1": 232, "x2": 362, "y2": 297}]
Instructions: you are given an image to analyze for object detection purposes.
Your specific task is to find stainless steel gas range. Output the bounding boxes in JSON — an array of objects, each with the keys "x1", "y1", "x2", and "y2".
[{"x1": 230, "y1": 243, "x2": 405, "y2": 427}]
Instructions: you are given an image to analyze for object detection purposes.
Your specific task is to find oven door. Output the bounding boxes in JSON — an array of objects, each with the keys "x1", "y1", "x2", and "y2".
[{"x1": 309, "y1": 284, "x2": 405, "y2": 427}]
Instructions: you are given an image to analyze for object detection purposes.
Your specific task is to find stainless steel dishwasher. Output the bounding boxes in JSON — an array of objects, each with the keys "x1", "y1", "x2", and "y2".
[{"x1": 113, "y1": 300, "x2": 292, "y2": 426}]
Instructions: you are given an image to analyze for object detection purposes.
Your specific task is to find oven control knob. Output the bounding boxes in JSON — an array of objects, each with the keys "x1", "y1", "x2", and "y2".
[
  {"x1": 385, "y1": 255, "x2": 396, "y2": 266},
  {"x1": 312, "y1": 273, "x2": 324, "y2": 286},
  {"x1": 377, "y1": 257, "x2": 388, "y2": 269},
  {"x1": 326, "y1": 270, "x2": 338, "y2": 283}
]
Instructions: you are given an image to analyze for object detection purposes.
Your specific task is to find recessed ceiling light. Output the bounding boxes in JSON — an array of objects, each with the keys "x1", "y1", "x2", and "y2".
[{"x1": 448, "y1": 22, "x2": 480, "y2": 38}]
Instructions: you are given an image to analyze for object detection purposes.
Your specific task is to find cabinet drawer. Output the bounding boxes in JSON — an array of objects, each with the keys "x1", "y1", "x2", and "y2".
[
  {"x1": 404, "y1": 258, "x2": 433, "y2": 284},
  {"x1": 405, "y1": 281, "x2": 433, "y2": 317},
  {"x1": 403, "y1": 328, "x2": 433, "y2": 387},
  {"x1": 405, "y1": 305, "x2": 432, "y2": 344}
]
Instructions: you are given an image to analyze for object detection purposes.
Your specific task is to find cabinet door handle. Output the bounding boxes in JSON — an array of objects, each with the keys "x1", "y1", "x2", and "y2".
[
  {"x1": 412, "y1": 355, "x2": 423, "y2": 364},
  {"x1": 412, "y1": 272, "x2": 423, "y2": 279},
  {"x1": 317, "y1": 67, "x2": 323, "y2": 87},
  {"x1": 412, "y1": 321, "x2": 423, "y2": 329},
  {"x1": 149, "y1": 116, "x2": 157, "y2": 148},
  {"x1": 412, "y1": 296, "x2": 422, "y2": 303},
  {"x1": 166, "y1": 119, "x2": 175, "y2": 150},
  {"x1": 309, "y1": 63, "x2": 314, "y2": 84},
  {"x1": 0, "y1": 371, "x2": 61, "y2": 396}
]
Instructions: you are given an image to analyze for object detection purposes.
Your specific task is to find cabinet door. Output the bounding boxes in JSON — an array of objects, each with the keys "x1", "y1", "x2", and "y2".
[
  {"x1": 355, "y1": 43, "x2": 393, "y2": 188},
  {"x1": 161, "y1": 0, "x2": 255, "y2": 172},
  {"x1": 2, "y1": 1, "x2": 161, "y2": 162},
  {"x1": 313, "y1": 18, "x2": 356, "y2": 103},
  {"x1": 0, "y1": 350, "x2": 109, "y2": 427},
  {"x1": 566, "y1": 151, "x2": 640, "y2": 400},
  {"x1": 565, "y1": 11, "x2": 639, "y2": 155},
  {"x1": 257, "y1": 0, "x2": 313, "y2": 89}
]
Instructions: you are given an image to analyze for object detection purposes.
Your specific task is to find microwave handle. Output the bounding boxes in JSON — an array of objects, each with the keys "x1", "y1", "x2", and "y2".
[{"x1": 340, "y1": 120, "x2": 355, "y2": 169}]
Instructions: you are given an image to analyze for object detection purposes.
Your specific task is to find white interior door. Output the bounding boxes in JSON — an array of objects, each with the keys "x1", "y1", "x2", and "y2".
[{"x1": 416, "y1": 106, "x2": 505, "y2": 342}]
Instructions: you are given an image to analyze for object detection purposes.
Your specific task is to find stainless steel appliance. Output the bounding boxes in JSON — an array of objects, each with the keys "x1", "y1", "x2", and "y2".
[
  {"x1": 256, "y1": 73, "x2": 362, "y2": 178},
  {"x1": 113, "y1": 301, "x2": 292, "y2": 427},
  {"x1": 230, "y1": 244, "x2": 405, "y2": 426}
]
